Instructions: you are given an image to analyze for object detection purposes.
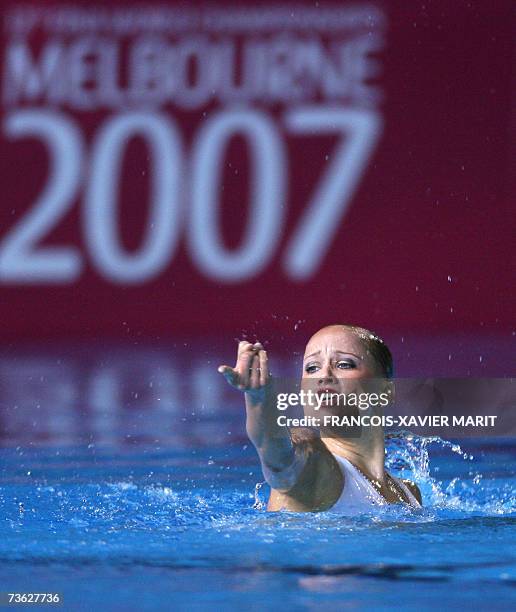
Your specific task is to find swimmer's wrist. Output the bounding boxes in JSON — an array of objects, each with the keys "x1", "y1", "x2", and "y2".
[
  {"x1": 244, "y1": 387, "x2": 266, "y2": 404},
  {"x1": 244, "y1": 380, "x2": 272, "y2": 405}
]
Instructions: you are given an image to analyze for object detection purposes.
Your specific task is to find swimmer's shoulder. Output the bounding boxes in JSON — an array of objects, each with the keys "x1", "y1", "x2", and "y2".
[
  {"x1": 401, "y1": 479, "x2": 423, "y2": 505},
  {"x1": 267, "y1": 427, "x2": 342, "y2": 512}
]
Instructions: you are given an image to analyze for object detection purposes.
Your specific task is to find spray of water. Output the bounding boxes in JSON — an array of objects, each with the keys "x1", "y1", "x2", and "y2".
[{"x1": 384, "y1": 431, "x2": 515, "y2": 515}]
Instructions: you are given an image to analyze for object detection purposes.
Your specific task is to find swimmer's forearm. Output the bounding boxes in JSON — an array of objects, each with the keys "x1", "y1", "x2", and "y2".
[
  {"x1": 245, "y1": 389, "x2": 302, "y2": 490},
  {"x1": 244, "y1": 387, "x2": 289, "y2": 451}
]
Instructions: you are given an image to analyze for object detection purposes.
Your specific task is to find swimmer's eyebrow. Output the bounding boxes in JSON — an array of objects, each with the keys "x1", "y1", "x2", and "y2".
[{"x1": 303, "y1": 350, "x2": 361, "y2": 361}]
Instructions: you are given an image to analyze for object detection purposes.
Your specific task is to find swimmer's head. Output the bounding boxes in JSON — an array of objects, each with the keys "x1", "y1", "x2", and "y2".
[
  {"x1": 302, "y1": 324, "x2": 393, "y2": 380},
  {"x1": 300, "y1": 324, "x2": 393, "y2": 419}
]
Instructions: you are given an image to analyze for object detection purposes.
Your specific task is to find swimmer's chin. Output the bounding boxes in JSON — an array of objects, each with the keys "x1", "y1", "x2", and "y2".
[{"x1": 306, "y1": 405, "x2": 361, "y2": 419}]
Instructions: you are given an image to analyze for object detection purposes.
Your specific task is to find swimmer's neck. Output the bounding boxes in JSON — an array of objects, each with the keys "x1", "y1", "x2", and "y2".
[{"x1": 321, "y1": 430, "x2": 386, "y2": 483}]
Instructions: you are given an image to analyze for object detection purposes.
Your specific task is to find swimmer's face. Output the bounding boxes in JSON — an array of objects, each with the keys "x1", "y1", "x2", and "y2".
[
  {"x1": 302, "y1": 326, "x2": 383, "y2": 382},
  {"x1": 301, "y1": 326, "x2": 387, "y2": 416}
]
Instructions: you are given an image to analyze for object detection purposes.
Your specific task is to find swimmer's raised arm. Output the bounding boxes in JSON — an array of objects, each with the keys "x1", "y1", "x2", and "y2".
[{"x1": 218, "y1": 341, "x2": 305, "y2": 491}]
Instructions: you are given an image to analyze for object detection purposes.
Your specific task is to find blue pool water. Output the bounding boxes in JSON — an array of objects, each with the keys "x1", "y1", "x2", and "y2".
[
  {"x1": 0, "y1": 343, "x2": 515, "y2": 610},
  {"x1": 1, "y1": 434, "x2": 515, "y2": 610}
]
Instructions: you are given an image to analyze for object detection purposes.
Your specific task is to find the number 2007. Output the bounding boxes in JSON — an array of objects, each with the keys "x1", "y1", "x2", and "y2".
[{"x1": 0, "y1": 107, "x2": 381, "y2": 284}]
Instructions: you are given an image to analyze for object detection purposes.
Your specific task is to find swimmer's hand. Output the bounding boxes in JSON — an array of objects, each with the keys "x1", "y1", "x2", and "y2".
[{"x1": 218, "y1": 341, "x2": 269, "y2": 401}]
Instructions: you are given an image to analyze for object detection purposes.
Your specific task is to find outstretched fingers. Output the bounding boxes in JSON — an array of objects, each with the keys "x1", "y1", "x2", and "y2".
[{"x1": 218, "y1": 340, "x2": 269, "y2": 391}]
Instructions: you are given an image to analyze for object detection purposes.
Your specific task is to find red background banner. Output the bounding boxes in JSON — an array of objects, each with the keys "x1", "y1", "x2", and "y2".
[{"x1": 0, "y1": 1, "x2": 513, "y2": 342}]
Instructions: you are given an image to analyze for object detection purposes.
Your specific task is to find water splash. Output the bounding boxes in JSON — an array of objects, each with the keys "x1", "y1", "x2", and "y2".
[
  {"x1": 253, "y1": 481, "x2": 267, "y2": 510},
  {"x1": 384, "y1": 431, "x2": 516, "y2": 516}
]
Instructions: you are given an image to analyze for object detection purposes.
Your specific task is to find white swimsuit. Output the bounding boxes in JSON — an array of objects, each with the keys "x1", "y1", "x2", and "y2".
[
  {"x1": 328, "y1": 453, "x2": 421, "y2": 514},
  {"x1": 261, "y1": 448, "x2": 421, "y2": 514}
]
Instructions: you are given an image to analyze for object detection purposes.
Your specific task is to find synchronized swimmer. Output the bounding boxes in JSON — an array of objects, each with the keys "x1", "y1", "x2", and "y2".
[{"x1": 218, "y1": 323, "x2": 422, "y2": 514}]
